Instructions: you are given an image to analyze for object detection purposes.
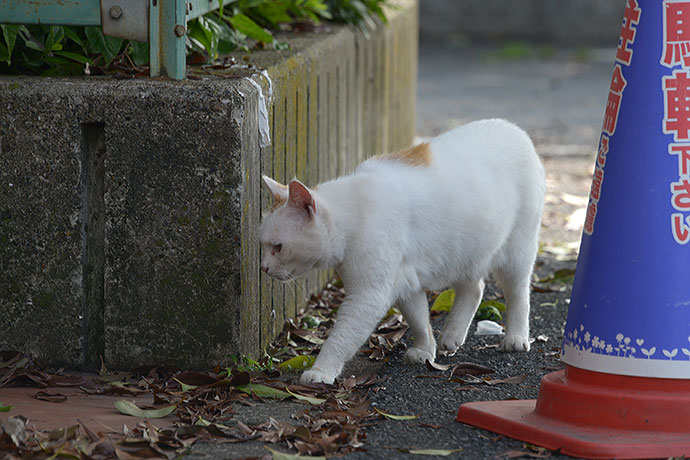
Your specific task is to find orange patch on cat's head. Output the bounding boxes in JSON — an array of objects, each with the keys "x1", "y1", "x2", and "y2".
[
  {"x1": 263, "y1": 175, "x2": 289, "y2": 210},
  {"x1": 271, "y1": 198, "x2": 286, "y2": 211},
  {"x1": 384, "y1": 143, "x2": 432, "y2": 167}
]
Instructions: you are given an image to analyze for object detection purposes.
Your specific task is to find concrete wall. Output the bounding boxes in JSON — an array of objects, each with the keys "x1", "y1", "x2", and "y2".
[
  {"x1": 0, "y1": 1, "x2": 417, "y2": 370},
  {"x1": 420, "y1": 0, "x2": 627, "y2": 46}
]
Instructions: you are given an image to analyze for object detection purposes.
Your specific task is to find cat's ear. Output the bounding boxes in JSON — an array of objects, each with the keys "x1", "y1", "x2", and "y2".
[
  {"x1": 263, "y1": 175, "x2": 288, "y2": 205},
  {"x1": 288, "y1": 180, "x2": 316, "y2": 219}
]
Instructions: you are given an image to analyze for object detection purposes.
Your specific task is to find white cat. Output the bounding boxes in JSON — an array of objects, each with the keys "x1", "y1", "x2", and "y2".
[{"x1": 260, "y1": 119, "x2": 545, "y2": 385}]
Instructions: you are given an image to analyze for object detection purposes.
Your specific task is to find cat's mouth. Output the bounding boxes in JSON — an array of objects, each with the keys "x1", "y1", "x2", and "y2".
[{"x1": 265, "y1": 267, "x2": 292, "y2": 281}]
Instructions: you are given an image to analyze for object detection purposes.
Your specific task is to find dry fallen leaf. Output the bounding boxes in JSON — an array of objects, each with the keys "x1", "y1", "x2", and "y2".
[
  {"x1": 485, "y1": 375, "x2": 527, "y2": 386},
  {"x1": 500, "y1": 444, "x2": 552, "y2": 458},
  {"x1": 374, "y1": 407, "x2": 419, "y2": 420},
  {"x1": 401, "y1": 447, "x2": 464, "y2": 456},
  {"x1": 33, "y1": 391, "x2": 67, "y2": 403},
  {"x1": 450, "y1": 362, "x2": 494, "y2": 377},
  {"x1": 419, "y1": 423, "x2": 443, "y2": 429},
  {"x1": 113, "y1": 400, "x2": 177, "y2": 418},
  {"x1": 285, "y1": 388, "x2": 326, "y2": 405},
  {"x1": 425, "y1": 360, "x2": 453, "y2": 371}
]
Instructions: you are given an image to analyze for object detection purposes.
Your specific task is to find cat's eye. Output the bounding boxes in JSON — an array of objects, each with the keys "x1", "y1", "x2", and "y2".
[{"x1": 272, "y1": 243, "x2": 282, "y2": 255}]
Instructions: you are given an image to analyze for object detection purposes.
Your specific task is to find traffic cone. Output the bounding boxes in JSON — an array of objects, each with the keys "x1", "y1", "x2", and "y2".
[{"x1": 456, "y1": 1, "x2": 690, "y2": 458}]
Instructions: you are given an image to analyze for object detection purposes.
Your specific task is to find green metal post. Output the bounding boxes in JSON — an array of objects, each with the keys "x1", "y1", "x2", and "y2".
[
  {"x1": 149, "y1": 0, "x2": 160, "y2": 77},
  {"x1": 151, "y1": 0, "x2": 223, "y2": 79},
  {"x1": 151, "y1": 0, "x2": 186, "y2": 79}
]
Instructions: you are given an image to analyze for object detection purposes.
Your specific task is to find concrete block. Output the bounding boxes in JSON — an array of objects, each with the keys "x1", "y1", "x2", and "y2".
[{"x1": 1, "y1": 78, "x2": 262, "y2": 369}]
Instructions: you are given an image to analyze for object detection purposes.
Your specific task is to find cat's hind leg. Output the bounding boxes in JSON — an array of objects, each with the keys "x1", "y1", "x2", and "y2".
[
  {"x1": 493, "y1": 265, "x2": 531, "y2": 352},
  {"x1": 438, "y1": 279, "x2": 485, "y2": 353},
  {"x1": 399, "y1": 290, "x2": 437, "y2": 364},
  {"x1": 492, "y1": 243, "x2": 537, "y2": 352},
  {"x1": 492, "y1": 182, "x2": 542, "y2": 352}
]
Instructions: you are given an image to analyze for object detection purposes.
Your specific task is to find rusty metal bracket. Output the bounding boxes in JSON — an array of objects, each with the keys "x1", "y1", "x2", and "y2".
[{"x1": 101, "y1": 0, "x2": 148, "y2": 42}]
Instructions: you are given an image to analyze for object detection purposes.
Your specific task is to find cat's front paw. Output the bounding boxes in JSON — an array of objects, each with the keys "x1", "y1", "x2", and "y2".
[
  {"x1": 300, "y1": 368, "x2": 336, "y2": 385},
  {"x1": 438, "y1": 334, "x2": 464, "y2": 353},
  {"x1": 500, "y1": 334, "x2": 530, "y2": 352},
  {"x1": 404, "y1": 347, "x2": 435, "y2": 364}
]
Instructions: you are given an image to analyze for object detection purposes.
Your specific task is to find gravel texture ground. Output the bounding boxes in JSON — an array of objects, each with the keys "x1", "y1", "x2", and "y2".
[{"x1": 188, "y1": 255, "x2": 577, "y2": 459}]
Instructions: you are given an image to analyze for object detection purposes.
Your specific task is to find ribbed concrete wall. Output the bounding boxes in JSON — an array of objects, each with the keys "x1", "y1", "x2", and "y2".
[
  {"x1": 0, "y1": 1, "x2": 417, "y2": 369},
  {"x1": 239, "y1": 1, "x2": 418, "y2": 351}
]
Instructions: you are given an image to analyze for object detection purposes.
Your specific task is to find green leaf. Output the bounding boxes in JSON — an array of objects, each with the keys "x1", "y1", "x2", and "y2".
[
  {"x1": 113, "y1": 400, "x2": 177, "y2": 418},
  {"x1": 128, "y1": 40, "x2": 149, "y2": 66},
  {"x1": 43, "y1": 26, "x2": 65, "y2": 55},
  {"x1": 374, "y1": 407, "x2": 419, "y2": 420},
  {"x1": 24, "y1": 40, "x2": 43, "y2": 52},
  {"x1": 54, "y1": 51, "x2": 92, "y2": 65},
  {"x1": 62, "y1": 27, "x2": 86, "y2": 52},
  {"x1": 538, "y1": 268, "x2": 575, "y2": 285},
  {"x1": 187, "y1": 18, "x2": 216, "y2": 60},
  {"x1": 279, "y1": 355, "x2": 315, "y2": 371},
  {"x1": 214, "y1": 18, "x2": 244, "y2": 55},
  {"x1": 480, "y1": 299, "x2": 506, "y2": 311},
  {"x1": 539, "y1": 299, "x2": 559, "y2": 308},
  {"x1": 475, "y1": 304, "x2": 502, "y2": 322},
  {"x1": 228, "y1": 13, "x2": 273, "y2": 44},
  {"x1": 384, "y1": 307, "x2": 401, "y2": 318},
  {"x1": 194, "y1": 416, "x2": 233, "y2": 430},
  {"x1": 42, "y1": 55, "x2": 70, "y2": 65},
  {"x1": 1, "y1": 25, "x2": 20, "y2": 64},
  {"x1": 301, "y1": 314, "x2": 321, "y2": 329},
  {"x1": 0, "y1": 402, "x2": 12, "y2": 412},
  {"x1": 285, "y1": 387, "x2": 325, "y2": 405},
  {"x1": 402, "y1": 448, "x2": 464, "y2": 456},
  {"x1": 430, "y1": 289, "x2": 455, "y2": 312},
  {"x1": 552, "y1": 268, "x2": 576, "y2": 284},
  {"x1": 475, "y1": 300, "x2": 505, "y2": 322},
  {"x1": 265, "y1": 446, "x2": 326, "y2": 460},
  {"x1": 173, "y1": 377, "x2": 198, "y2": 392},
  {"x1": 0, "y1": 42, "x2": 8, "y2": 64},
  {"x1": 236, "y1": 383, "x2": 290, "y2": 399},
  {"x1": 255, "y1": 2, "x2": 292, "y2": 27},
  {"x1": 19, "y1": 50, "x2": 44, "y2": 69},
  {"x1": 84, "y1": 26, "x2": 123, "y2": 64}
]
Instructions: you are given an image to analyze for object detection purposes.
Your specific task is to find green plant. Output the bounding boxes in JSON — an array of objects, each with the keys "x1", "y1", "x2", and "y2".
[
  {"x1": 0, "y1": 24, "x2": 147, "y2": 76},
  {"x1": 221, "y1": 354, "x2": 275, "y2": 374},
  {"x1": 325, "y1": 0, "x2": 389, "y2": 31},
  {"x1": 474, "y1": 300, "x2": 506, "y2": 322},
  {"x1": 187, "y1": 0, "x2": 331, "y2": 59},
  {"x1": 1, "y1": 0, "x2": 392, "y2": 75}
]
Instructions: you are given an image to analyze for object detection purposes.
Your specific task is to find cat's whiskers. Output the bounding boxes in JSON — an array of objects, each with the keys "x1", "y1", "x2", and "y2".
[{"x1": 278, "y1": 273, "x2": 306, "y2": 300}]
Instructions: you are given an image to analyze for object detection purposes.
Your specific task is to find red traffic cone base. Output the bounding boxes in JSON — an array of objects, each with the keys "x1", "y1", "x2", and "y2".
[{"x1": 456, "y1": 365, "x2": 690, "y2": 459}]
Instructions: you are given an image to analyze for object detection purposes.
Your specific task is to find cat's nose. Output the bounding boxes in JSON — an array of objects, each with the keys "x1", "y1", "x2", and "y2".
[{"x1": 261, "y1": 264, "x2": 269, "y2": 274}]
